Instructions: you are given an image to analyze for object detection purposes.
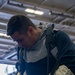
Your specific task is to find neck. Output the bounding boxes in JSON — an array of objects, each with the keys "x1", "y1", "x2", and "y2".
[
  {"x1": 31, "y1": 28, "x2": 42, "y2": 45},
  {"x1": 36, "y1": 28, "x2": 42, "y2": 39},
  {"x1": 26, "y1": 28, "x2": 42, "y2": 50}
]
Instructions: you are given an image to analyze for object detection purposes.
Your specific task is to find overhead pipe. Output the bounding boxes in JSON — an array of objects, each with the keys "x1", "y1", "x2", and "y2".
[
  {"x1": 51, "y1": 11, "x2": 75, "y2": 19},
  {"x1": 7, "y1": 0, "x2": 25, "y2": 8}
]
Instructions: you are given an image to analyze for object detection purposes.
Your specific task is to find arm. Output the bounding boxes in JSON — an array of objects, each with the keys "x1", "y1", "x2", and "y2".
[{"x1": 55, "y1": 31, "x2": 75, "y2": 74}]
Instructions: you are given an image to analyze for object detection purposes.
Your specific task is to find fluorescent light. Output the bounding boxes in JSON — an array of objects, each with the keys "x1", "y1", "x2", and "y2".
[
  {"x1": 25, "y1": 8, "x2": 44, "y2": 15},
  {"x1": 34, "y1": 10, "x2": 44, "y2": 15},
  {"x1": 25, "y1": 8, "x2": 34, "y2": 13}
]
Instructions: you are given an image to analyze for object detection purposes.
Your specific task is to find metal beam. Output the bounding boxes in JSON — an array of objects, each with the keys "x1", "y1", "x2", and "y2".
[
  {"x1": 0, "y1": 0, "x2": 7, "y2": 8},
  {"x1": 70, "y1": 22, "x2": 75, "y2": 26},
  {"x1": 0, "y1": 49, "x2": 10, "y2": 52},
  {"x1": 51, "y1": 12, "x2": 74, "y2": 19},
  {"x1": 0, "y1": 59, "x2": 17, "y2": 65},
  {"x1": 38, "y1": 0, "x2": 47, "y2": 7},
  {"x1": 0, "y1": 5, "x2": 51, "y2": 23},
  {"x1": 3, "y1": 49, "x2": 17, "y2": 59},
  {"x1": 59, "y1": 18, "x2": 69, "y2": 24},
  {"x1": 0, "y1": 40, "x2": 15, "y2": 46},
  {"x1": 53, "y1": 16, "x2": 60, "y2": 21},
  {"x1": 0, "y1": 18, "x2": 8, "y2": 23},
  {"x1": 12, "y1": 0, "x2": 75, "y2": 16},
  {"x1": 0, "y1": 38, "x2": 15, "y2": 44},
  {"x1": 66, "y1": 4, "x2": 75, "y2": 12}
]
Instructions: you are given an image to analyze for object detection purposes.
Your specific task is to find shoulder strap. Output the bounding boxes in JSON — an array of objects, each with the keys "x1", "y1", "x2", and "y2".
[
  {"x1": 45, "y1": 25, "x2": 59, "y2": 75},
  {"x1": 45, "y1": 26, "x2": 56, "y2": 51},
  {"x1": 17, "y1": 46, "x2": 25, "y2": 62},
  {"x1": 45, "y1": 24, "x2": 58, "y2": 59},
  {"x1": 45, "y1": 25, "x2": 55, "y2": 75}
]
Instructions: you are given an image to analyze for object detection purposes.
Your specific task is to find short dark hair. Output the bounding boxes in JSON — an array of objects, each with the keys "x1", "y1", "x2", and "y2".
[{"x1": 7, "y1": 15, "x2": 36, "y2": 35}]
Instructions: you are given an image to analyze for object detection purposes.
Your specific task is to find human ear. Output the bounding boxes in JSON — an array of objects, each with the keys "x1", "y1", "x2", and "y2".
[{"x1": 28, "y1": 26, "x2": 34, "y2": 35}]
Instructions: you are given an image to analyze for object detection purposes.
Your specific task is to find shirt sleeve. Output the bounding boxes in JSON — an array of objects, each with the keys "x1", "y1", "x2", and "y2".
[{"x1": 55, "y1": 30, "x2": 75, "y2": 74}]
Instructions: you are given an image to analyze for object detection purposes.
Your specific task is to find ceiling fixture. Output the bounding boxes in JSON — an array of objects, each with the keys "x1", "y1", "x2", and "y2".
[
  {"x1": 34, "y1": 10, "x2": 44, "y2": 15},
  {"x1": 25, "y1": 8, "x2": 34, "y2": 13},
  {"x1": 25, "y1": 8, "x2": 44, "y2": 15},
  {"x1": 50, "y1": 11, "x2": 74, "y2": 19}
]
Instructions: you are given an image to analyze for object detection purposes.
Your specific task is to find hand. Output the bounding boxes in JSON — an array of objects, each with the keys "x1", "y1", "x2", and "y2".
[{"x1": 54, "y1": 65, "x2": 74, "y2": 75}]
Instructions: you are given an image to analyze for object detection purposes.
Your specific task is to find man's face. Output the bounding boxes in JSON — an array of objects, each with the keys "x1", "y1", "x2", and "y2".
[{"x1": 11, "y1": 30, "x2": 36, "y2": 49}]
